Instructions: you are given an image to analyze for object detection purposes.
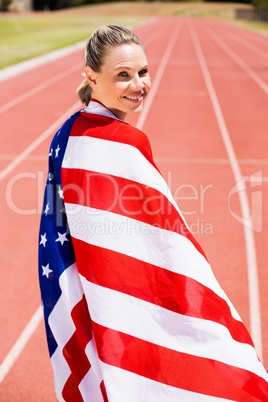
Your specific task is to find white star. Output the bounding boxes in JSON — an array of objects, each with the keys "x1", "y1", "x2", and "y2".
[
  {"x1": 55, "y1": 232, "x2": 69, "y2": 246},
  {"x1": 55, "y1": 144, "x2": 60, "y2": 158},
  {"x1": 39, "y1": 233, "x2": 47, "y2": 247},
  {"x1": 48, "y1": 172, "x2": 54, "y2": 181},
  {"x1": 44, "y1": 202, "x2": 49, "y2": 215},
  {"x1": 58, "y1": 186, "x2": 64, "y2": 199},
  {"x1": 42, "y1": 263, "x2": 53, "y2": 278},
  {"x1": 49, "y1": 148, "x2": 53, "y2": 157}
]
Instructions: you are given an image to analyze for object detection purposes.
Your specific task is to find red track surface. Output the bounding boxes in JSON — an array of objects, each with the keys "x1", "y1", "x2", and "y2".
[{"x1": 0, "y1": 17, "x2": 267, "y2": 401}]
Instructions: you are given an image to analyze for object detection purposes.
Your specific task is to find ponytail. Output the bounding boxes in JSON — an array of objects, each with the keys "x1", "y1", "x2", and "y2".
[{"x1": 76, "y1": 78, "x2": 92, "y2": 105}]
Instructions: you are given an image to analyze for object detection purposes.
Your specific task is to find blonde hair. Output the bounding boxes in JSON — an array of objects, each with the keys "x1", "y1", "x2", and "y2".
[{"x1": 76, "y1": 25, "x2": 144, "y2": 105}]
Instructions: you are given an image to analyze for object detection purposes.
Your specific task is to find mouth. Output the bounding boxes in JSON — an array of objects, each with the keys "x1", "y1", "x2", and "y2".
[{"x1": 123, "y1": 93, "x2": 144, "y2": 102}]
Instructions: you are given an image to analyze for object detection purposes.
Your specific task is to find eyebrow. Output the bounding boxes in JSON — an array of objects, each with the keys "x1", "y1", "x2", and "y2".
[{"x1": 114, "y1": 64, "x2": 149, "y2": 71}]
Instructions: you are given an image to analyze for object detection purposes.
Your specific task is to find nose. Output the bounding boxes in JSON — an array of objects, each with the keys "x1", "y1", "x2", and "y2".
[{"x1": 130, "y1": 74, "x2": 144, "y2": 91}]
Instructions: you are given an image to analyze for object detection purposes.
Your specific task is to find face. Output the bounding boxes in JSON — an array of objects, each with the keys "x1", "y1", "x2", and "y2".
[{"x1": 85, "y1": 43, "x2": 151, "y2": 121}]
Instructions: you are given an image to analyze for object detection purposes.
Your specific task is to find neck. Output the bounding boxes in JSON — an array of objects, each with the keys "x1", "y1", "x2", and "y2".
[{"x1": 91, "y1": 97, "x2": 126, "y2": 121}]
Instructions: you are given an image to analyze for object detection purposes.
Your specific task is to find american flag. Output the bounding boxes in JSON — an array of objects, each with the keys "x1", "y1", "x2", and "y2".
[{"x1": 39, "y1": 100, "x2": 268, "y2": 401}]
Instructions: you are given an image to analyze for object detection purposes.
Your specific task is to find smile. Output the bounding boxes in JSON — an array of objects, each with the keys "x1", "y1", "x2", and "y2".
[{"x1": 124, "y1": 93, "x2": 144, "y2": 101}]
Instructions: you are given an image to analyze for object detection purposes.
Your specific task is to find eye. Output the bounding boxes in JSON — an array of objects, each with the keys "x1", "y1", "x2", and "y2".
[
  {"x1": 139, "y1": 68, "x2": 148, "y2": 76},
  {"x1": 118, "y1": 71, "x2": 129, "y2": 77}
]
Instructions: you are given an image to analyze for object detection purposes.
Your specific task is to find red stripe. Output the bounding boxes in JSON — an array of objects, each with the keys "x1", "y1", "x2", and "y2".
[
  {"x1": 100, "y1": 380, "x2": 108, "y2": 402},
  {"x1": 61, "y1": 167, "x2": 206, "y2": 260},
  {"x1": 69, "y1": 112, "x2": 157, "y2": 170},
  {"x1": 73, "y1": 239, "x2": 253, "y2": 346},
  {"x1": 62, "y1": 296, "x2": 93, "y2": 385},
  {"x1": 93, "y1": 322, "x2": 268, "y2": 401},
  {"x1": 62, "y1": 374, "x2": 84, "y2": 402}
]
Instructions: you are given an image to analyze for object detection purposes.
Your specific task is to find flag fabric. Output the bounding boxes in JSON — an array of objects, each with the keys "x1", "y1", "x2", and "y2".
[{"x1": 39, "y1": 100, "x2": 268, "y2": 401}]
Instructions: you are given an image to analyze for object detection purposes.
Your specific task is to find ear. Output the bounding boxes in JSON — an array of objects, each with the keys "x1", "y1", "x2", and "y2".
[{"x1": 85, "y1": 66, "x2": 97, "y2": 90}]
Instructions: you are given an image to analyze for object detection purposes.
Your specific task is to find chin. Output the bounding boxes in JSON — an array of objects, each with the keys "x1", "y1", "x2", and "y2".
[
  {"x1": 134, "y1": 105, "x2": 143, "y2": 114},
  {"x1": 131, "y1": 102, "x2": 144, "y2": 114}
]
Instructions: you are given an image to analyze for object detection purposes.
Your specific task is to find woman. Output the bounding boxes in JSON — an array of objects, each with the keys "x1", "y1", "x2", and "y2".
[{"x1": 39, "y1": 25, "x2": 268, "y2": 401}]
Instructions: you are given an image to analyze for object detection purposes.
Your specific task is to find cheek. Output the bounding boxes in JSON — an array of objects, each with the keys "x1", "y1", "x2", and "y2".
[
  {"x1": 145, "y1": 76, "x2": 151, "y2": 90},
  {"x1": 114, "y1": 82, "x2": 128, "y2": 97}
]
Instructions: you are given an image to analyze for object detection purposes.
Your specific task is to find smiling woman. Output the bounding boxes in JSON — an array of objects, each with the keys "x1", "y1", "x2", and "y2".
[
  {"x1": 38, "y1": 24, "x2": 268, "y2": 402},
  {"x1": 84, "y1": 44, "x2": 150, "y2": 120},
  {"x1": 77, "y1": 24, "x2": 151, "y2": 119}
]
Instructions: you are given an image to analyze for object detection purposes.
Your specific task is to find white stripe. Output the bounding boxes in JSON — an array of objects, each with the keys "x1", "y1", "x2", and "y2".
[
  {"x1": 189, "y1": 21, "x2": 263, "y2": 360},
  {"x1": 206, "y1": 28, "x2": 268, "y2": 95},
  {"x1": 49, "y1": 264, "x2": 105, "y2": 400},
  {"x1": 65, "y1": 203, "x2": 240, "y2": 321},
  {"x1": 50, "y1": 347, "x2": 71, "y2": 402},
  {"x1": 79, "y1": 340, "x2": 104, "y2": 402},
  {"x1": 136, "y1": 20, "x2": 181, "y2": 131},
  {"x1": 48, "y1": 263, "x2": 83, "y2": 398},
  {"x1": 62, "y1": 135, "x2": 185, "y2": 219},
  {"x1": 0, "y1": 305, "x2": 43, "y2": 383},
  {"x1": 48, "y1": 263, "x2": 83, "y2": 346},
  {"x1": 99, "y1": 362, "x2": 236, "y2": 402},
  {"x1": 81, "y1": 279, "x2": 268, "y2": 380}
]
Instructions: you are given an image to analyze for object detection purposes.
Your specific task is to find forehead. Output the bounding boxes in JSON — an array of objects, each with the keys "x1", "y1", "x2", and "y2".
[{"x1": 103, "y1": 44, "x2": 147, "y2": 70}]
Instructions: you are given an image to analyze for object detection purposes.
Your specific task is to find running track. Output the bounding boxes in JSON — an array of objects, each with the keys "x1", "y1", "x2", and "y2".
[{"x1": 0, "y1": 17, "x2": 267, "y2": 401}]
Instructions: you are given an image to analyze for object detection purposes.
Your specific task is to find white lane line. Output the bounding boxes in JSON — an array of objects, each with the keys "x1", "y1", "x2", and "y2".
[
  {"x1": 189, "y1": 21, "x2": 263, "y2": 361},
  {"x1": 223, "y1": 30, "x2": 268, "y2": 60},
  {"x1": 223, "y1": 20, "x2": 268, "y2": 44},
  {"x1": 0, "y1": 40, "x2": 86, "y2": 82},
  {"x1": 155, "y1": 157, "x2": 230, "y2": 164},
  {"x1": 136, "y1": 20, "x2": 181, "y2": 131},
  {"x1": 0, "y1": 63, "x2": 82, "y2": 114},
  {"x1": 155, "y1": 157, "x2": 268, "y2": 165},
  {"x1": 0, "y1": 306, "x2": 43, "y2": 383},
  {"x1": 142, "y1": 19, "x2": 169, "y2": 49},
  {"x1": 0, "y1": 154, "x2": 47, "y2": 161},
  {"x1": 205, "y1": 27, "x2": 268, "y2": 95},
  {"x1": 0, "y1": 100, "x2": 81, "y2": 182},
  {"x1": 155, "y1": 157, "x2": 268, "y2": 166}
]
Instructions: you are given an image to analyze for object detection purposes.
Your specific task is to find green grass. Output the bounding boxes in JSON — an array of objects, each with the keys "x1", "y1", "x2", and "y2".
[{"x1": 0, "y1": 1, "x2": 267, "y2": 69}]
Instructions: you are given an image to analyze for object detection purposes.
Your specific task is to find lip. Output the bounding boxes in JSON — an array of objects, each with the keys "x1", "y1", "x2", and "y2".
[{"x1": 123, "y1": 93, "x2": 144, "y2": 102}]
